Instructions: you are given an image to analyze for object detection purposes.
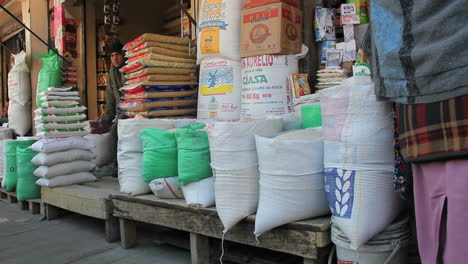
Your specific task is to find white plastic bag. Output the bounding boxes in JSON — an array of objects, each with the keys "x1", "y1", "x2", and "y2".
[
  {"x1": 198, "y1": 58, "x2": 242, "y2": 121},
  {"x1": 35, "y1": 172, "x2": 97, "y2": 187},
  {"x1": 149, "y1": 177, "x2": 184, "y2": 199},
  {"x1": 8, "y1": 51, "x2": 31, "y2": 105},
  {"x1": 85, "y1": 133, "x2": 115, "y2": 166},
  {"x1": 31, "y1": 137, "x2": 94, "y2": 153},
  {"x1": 197, "y1": 0, "x2": 243, "y2": 64},
  {"x1": 31, "y1": 149, "x2": 95, "y2": 166},
  {"x1": 182, "y1": 177, "x2": 215, "y2": 208},
  {"x1": 206, "y1": 119, "x2": 283, "y2": 233},
  {"x1": 34, "y1": 160, "x2": 96, "y2": 178},
  {"x1": 254, "y1": 129, "x2": 330, "y2": 236},
  {"x1": 8, "y1": 101, "x2": 31, "y2": 136}
]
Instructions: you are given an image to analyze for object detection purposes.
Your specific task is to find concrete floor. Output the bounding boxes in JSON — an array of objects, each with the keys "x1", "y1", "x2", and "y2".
[{"x1": 0, "y1": 201, "x2": 191, "y2": 264}]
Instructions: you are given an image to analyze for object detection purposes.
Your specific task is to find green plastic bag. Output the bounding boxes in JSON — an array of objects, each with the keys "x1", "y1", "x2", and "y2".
[
  {"x1": 140, "y1": 129, "x2": 178, "y2": 184},
  {"x1": 35, "y1": 50, "x2": 61, "y2": 107},
  {"x1": 175, "y1": 124, "x2": 212, "y2": 186},
  {"x1": 5, "y1": 139, "x2": 37, "y2": 192},
  {"x1": 16, "y1": 146, "x2": 40, "y2": 201},
  {"x1": 302, "y1": 105, "x2": 322, "y2": 128}
]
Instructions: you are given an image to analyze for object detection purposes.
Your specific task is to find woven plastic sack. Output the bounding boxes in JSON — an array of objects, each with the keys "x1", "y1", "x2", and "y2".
[
  {"x1": 31, "y1": 137, "x2": 94, "y2": 153},
  {"x1": 175, "y1": 124, "x2": 212, "y2": 186},
  {"x1": 5, "y1": 139, "x2": 37, "y2": 192},
  {"x1": 16, "y1": 146, "x2": 40, "y2": 201},
  {"x1": 85, "y1": 133, "x2": 115, "y2": 166},
  {"x1": 140, "y1": 129, "x2": 178, "y2": 184},
  {"x1": 181, "y1": 176, "x2": 215, "y2": 208},
  {"x1": 149, "y1": 177, "x2": 184, "y2": 199},
  {"x1": 34, "y1": 160, "x2": 96, "y2": 179},
  {"x1": 35, "y1": 50, "x2": 62, "y2": 107},
  {"x1": 35, "y1": 172, "x2": 96, "y2": 187},
  {"x1": 32, "y1": 149, "x2": 95, "y2": 166},
  {"x1": 8, "y1": 51, "x2": 31, "y2": 105},
  {"x1": 8, "y1": 101, "x2": 31, "y2": 136}
]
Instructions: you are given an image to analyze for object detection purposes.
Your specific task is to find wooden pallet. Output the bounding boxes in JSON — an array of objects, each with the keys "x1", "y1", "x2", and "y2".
[
  {"x1": 112, "y1": 194, "x2": 331, "y2": 264},
  {"x1": 41, "y1": 177, "x2": 121, "y2": 243},
  {"x1": 0, "y1": 188, "x2": 41, "y2": 214}
]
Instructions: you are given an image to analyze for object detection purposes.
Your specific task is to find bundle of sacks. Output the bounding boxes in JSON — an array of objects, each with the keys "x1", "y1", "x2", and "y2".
[
  {"x1": 316, "y1": 68, "x2": 349, "y2": 90},
  {"x1": 34, "y1": 86, "x2": 88, "y2": 138},
  {"x1": 118, "y1": 118, "x2": 215, "y2": 207},
  {"x1": 31, "y1": 137, "x2": 97, "y2": 187},
  {"x1": 119, "y1": 34, "x2": 198, "y2": 119},
  {"x1": 320, "y1": 76, "x2": 403, "y2": 249}
]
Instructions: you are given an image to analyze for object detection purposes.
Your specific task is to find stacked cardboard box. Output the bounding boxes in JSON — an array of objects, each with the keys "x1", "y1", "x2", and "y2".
[{"x1": 240, "y1": 0, "x2": 303, "y2": 57}]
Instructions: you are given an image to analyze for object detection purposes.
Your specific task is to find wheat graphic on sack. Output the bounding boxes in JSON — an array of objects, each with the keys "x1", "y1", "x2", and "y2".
[{"x1": 334, "y1": 169, "x2": 352, "y2": 217}]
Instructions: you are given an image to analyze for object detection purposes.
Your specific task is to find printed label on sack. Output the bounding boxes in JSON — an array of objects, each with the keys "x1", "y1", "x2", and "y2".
[
  {"x1": 324, "y1": 168, "x2": 355, "y2": 219},
  {"x1": 199, "y1": 0, "x2": 227, "y2": 55},
  {"x1": 200, "y1": 65, "x2": 233, "y2": 95}
]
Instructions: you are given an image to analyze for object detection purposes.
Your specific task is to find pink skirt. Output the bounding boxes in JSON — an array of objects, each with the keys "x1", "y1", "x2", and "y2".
[{"x1": 413, "y1": 159, "x2": 468, "y2": 264}]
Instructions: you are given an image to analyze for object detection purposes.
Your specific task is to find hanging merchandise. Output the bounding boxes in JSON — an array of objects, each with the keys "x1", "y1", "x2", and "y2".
[
  {"x1": 16, "y1": 146, "x2": 40, "y2": 201},
  {"x1": 35, "y1": 50, "x2": 62, "y2": 107},
  {"x1": 254, "y1": 128, "x2": 329, "y2": 236},
  {"x1": 175, "y1": 124, "x2": 212, "y2": 186},
  {"x1": 241, "y1": 46, "x2": 308, "y2": 119},
  {"x1": 198, "y1": 58, "x2": 242, "y2": 121},
  {"x1": 140, "y1": 129, "x2": 178, "y2": 184},
  {"x1": 197, "y1": 0, "x2": 243, "y2": 64},
  {"x1": 206, "y1": 119, "x2": 283, "y2": 233},
  {"x1": 315, "y1": 7, "x2": 336, "y2": 41},
  {"x1": 320, "y1": 77, "x2": 403, "y2": 250},
  {"x1": 117, "y1": 118, "x2": 174, "y2": 195}
]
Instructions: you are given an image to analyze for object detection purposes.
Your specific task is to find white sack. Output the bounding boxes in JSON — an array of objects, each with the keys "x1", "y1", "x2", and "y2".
[
  {"x1": 320, "y1": 76, "x2": 402, "y2": 250},
  {"x1": 198, "y1": 58, "x2": 242, "y2": 121},
  {"x1": 31, "y1": 137, "x2": 94, "y2": 153},
  {"x1": 241, "y1": 46, "x2": 308, "y2": 119},
  {"x1": 36, "y1": 105, "x2": 86, "y2": 115},
  {"x1": 35, "y1": 172, "x2": 97, "y2": 187},
  {"x1": 117, "y1": 118, "x2": 175, "y2": 196},
  {"x1": 197, "y1": 0, "x2": 243, "y2": 64},
  {"x1": 32, "y1": 149, "x2": 95, "y2": 166},
  {"x1": 149, "y1": 177, "x2": 184, "y2": 199},
  {"x1": 41, "y1": 100, "x2": 79, "y2": 107},
  {"x1": 8, "y1": 101, "x2": 31, "y2": 136},
  {"x1": 206, "y1": 119, "x2": 283, "y2": 232},
  {"x1": 48, "y1": 86, "x2": 73, "y2": 92},
  {"x1": 293, "y1": 93, "x2": 320, "y2": 114},
  {"x1": 254, "y1": 129, "x2": 330, "y2": 236},
  {"x1": 85, "y1": 133, "x2": 115, "y2": 166},
  {"x1": 8, "y1": 51, "x2": 30, "y2": 105},
  {"x1": 0, "y1": 128, "x2": 14, "y2": 140},
  {"x1": 36, "y1": 121, "x2": 87, "y2": 130},
  {"x1": 34, "y1": 160, "x2": 96, "y2": 178},
  {"x1": 182, "y1": 176, "x2": 215, "y2": 208},
  {"x1": 35, "y1": 114, "x2": 87, "y2": 123},
  {"x1": 36, "y1": 130, "x2": 89, "y2": 139}
]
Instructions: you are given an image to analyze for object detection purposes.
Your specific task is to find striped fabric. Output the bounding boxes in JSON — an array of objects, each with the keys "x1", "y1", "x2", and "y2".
[{"x1": 395, "y1": 94, "x2": 468, "y2": 162}]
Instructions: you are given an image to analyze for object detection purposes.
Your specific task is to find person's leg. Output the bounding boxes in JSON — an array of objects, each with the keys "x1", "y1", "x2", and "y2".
[
  {"x1": 444, "y1": 159, "x2": 468, "y2": 263},
  {"x1": 412, "y1": 162, "x2": 447, "y2": 264}
]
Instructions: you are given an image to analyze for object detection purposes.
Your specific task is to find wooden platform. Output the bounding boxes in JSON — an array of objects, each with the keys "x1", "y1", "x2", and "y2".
[
  {"x1": 111, "y1": 194, "x2": 331, "y2": 264},
  {"x1": 41, "y1": 177, "x2": 121, "y2": 243},
  {"x1": 0, "y1": 188, "x2": 42, "y2": 215}
]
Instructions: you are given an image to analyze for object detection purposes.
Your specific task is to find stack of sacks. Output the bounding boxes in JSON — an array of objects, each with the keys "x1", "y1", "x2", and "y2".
[
  {"x1": 118, "y1": 83, "x2": 198, "y2": 119},
  {"x1": 316, "y1": 68, "x2": 349, "y2": 90},
  {"x1": 175, "y1": 124, "x2": 215, "y2": 208},
  {"x1": 320, "y1": 76, "x2": 403, "y2": 249},
  {"x1": 205, "y1": 119, "x2": 282, "y2": 234},
  {"x1": 119, "y1": 34, "x2": 198, "y2": 119},
  {"x1": 254, "y1": 128, "x2": 330, "y2": 238},
  {"x1": 140, "y1": 128, "x2": 184, "y2": 199},
  {"x1": 34, "y1": 86, "x2": 88, "y2": 138},
  {"x1": 31, "y1": 137, "x2": 97, "y2": 187},
  {"x1": 122, "y1": 33, "x2": 196, "y2": 84}
]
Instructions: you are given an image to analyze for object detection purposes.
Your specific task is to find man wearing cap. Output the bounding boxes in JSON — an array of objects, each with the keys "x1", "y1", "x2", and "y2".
[{"x1": 102, "y1": 40, "x2": 126, "y2": 124}]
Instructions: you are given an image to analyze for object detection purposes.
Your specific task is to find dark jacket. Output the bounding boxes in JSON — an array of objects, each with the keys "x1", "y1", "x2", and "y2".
[{"x1": 102, "y1": 67, "x2": 126, "y2": 123}]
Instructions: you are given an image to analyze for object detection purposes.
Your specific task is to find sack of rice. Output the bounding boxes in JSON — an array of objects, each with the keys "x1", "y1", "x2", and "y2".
[{"x1": 149, "y1": 177, "x2": 184, "y2": 199}]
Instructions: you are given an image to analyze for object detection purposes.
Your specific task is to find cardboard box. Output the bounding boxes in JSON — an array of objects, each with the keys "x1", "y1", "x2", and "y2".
[
  {"x1": 341, "y1": 3, "x2": 356, "y2": 15},
  {"x1": 243, "y1": 0, "x2": 300, "y2": 9},
  {"x1": 341, "y1": 15, "x2": 360, "y2": 25},
  {"x1": 241, "y1": 3, "x2": 302, "y2": 57}
]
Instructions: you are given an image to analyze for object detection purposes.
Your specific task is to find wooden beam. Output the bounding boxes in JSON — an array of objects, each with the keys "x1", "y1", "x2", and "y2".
[
  {"x1": 45, "y1": 203, "x2": 61, "y2": 220},
  {"x1": 105, "y1": 215, "x2": 120, "y2": 243},
  {"x1": 84, "y1": 0, "x2": 97, "y2": 120},
  {"x1": 119, "y1": 218, "x2": 137, "y2": 249},
  {"x1": 190, "y1": 232, "x2": 210, "y2": 264}
]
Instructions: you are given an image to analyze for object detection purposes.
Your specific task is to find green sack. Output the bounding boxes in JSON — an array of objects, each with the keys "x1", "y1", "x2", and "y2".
[
  {"x1": 35, "y1": 50, "x2": 62, "y2": 107},
  {"x1": 5, "y1": 139, "x2": 37, "y2": 192},
  {"x1": 302, "y1": 105, "x2": 322, "y2": 128},
  {"x1": 140, "y1": 129, "x2": 178, "y2": 184},
  {"x1": 16, "y1": 146, "x2": 40, "y2": 201},
  {"x1": 175, "y1": 124, "x2": 212, "y2": 186}
]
